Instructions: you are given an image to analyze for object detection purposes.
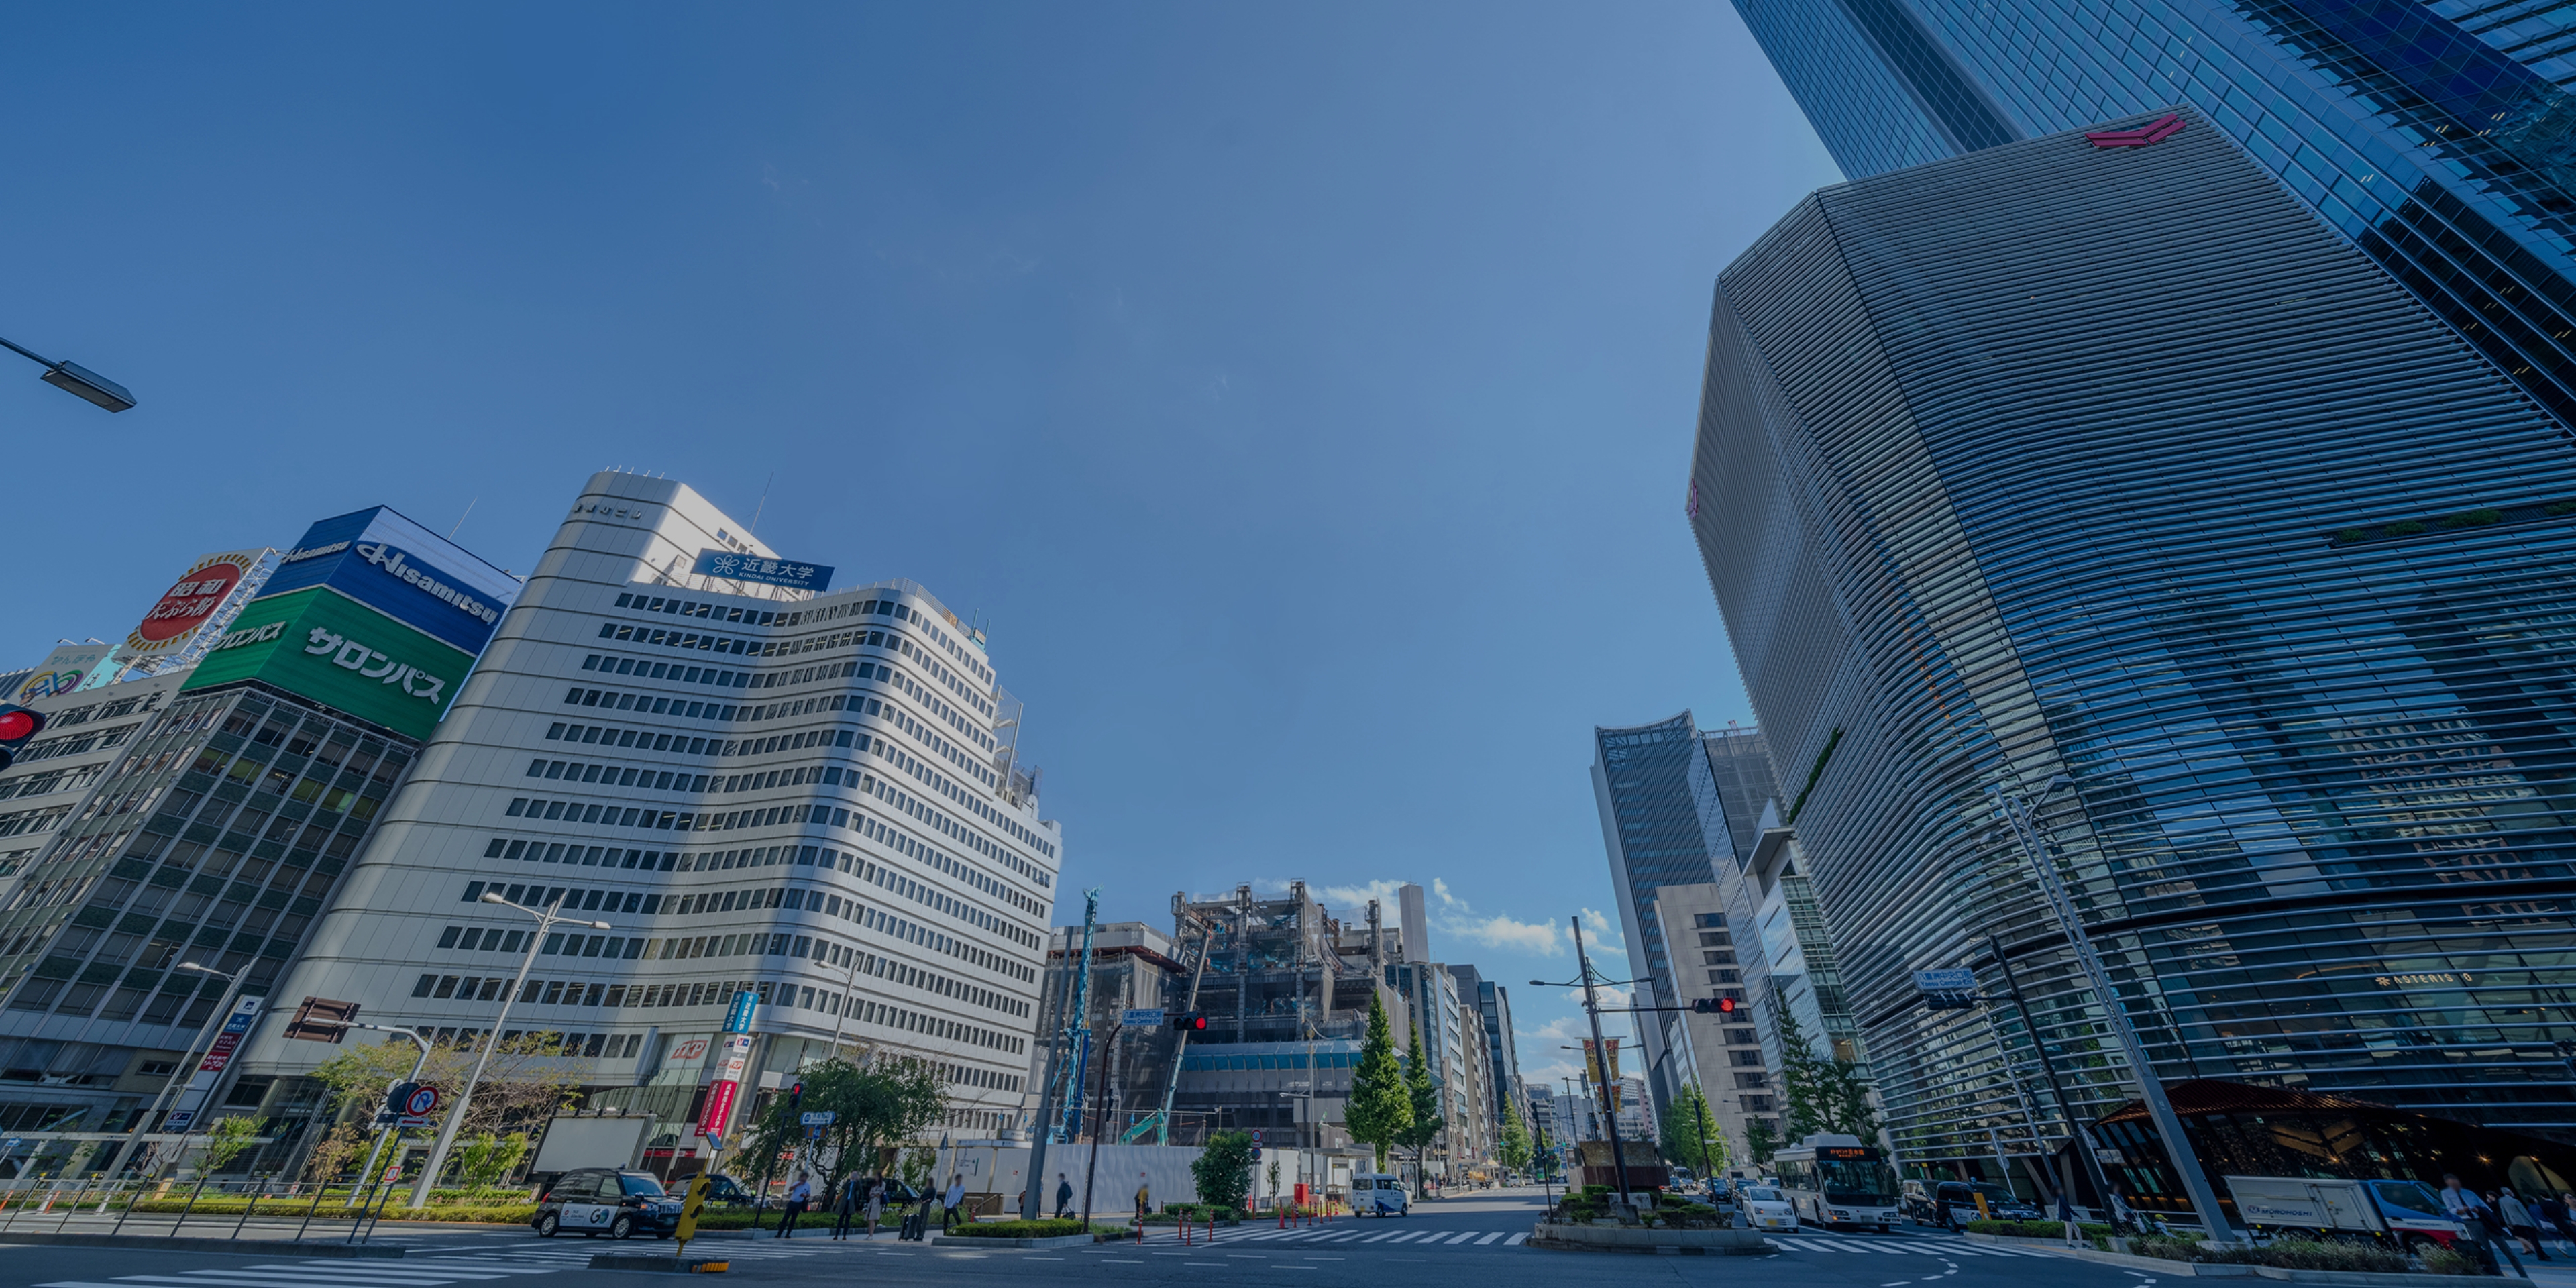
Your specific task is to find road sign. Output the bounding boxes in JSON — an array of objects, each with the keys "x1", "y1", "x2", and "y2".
[
  {"x1": 724, "y1": 989, "x2": 758, "y2": 1034},
  {"x1": 800, "y1": 1111, "x2": 837, "y2": 1126},
  {"x1": 404, "y1": 1084, "x2": 443, "y2": 1116},
  {"x1": 1121, "y1": 1008, "x2": 1164, "y2": 1028},
  {"x1": 1914, "y1": 968, "x2": 1976, "y2": 993}
]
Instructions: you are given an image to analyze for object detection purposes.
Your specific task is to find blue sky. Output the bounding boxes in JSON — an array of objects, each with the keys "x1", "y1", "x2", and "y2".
[{"x1": 0, "y1": 5, "x2": 1837, "y2": 1083}]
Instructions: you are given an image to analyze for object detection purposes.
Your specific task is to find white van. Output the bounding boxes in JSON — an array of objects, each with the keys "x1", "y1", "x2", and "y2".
[{"x1": 1352, "y1": 1173, "x2": 1409, "y2": 1216}]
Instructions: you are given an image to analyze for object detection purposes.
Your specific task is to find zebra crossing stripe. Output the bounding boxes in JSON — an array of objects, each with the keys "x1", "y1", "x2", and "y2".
[
  {"x1": 1504, "y1": 1233, "x2": 1529, "y2": 1246},
  {"x1": 1445, "y1": 1232, "x2": 1479, "y2": 1244},
  {"x1": 1363, "y1": 1232, "x2": 1397, "y2": 1242},
  {"x1": 1474, "y1": 1232, "x2": 1505, "y2": 1244}
]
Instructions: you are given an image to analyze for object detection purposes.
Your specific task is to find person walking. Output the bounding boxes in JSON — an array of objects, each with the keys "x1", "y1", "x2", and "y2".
[
  {"x1": 2547, "y1": 1193, "x2": 2576, "y2": 1258},
  {"x1": 830, "y1": 1173, "x2": 861, "y2": 1240},
  {"x1": 1054, "y1": 1172, "x2": 1074, "y2": 1220},
  {"x1": 943, "y1": 1174, "x2": 967, "y2": 1233},
  {"x1": 864, "y1": 1176, "x2": 887, "y2": 1240},
  {"x1": 777, "y1": 1173, "x2": 812, "y2": 1239},
  {"x1": 2440, "y1": 1175, "x2": 2523, "y2": 1277},
  {"x1": 1134, "y1": 1171, "x2": 1152, "y2": 1228},
  {"x1": 2500, "y1": 1187, "x2": 2551, "y2": 1262}
]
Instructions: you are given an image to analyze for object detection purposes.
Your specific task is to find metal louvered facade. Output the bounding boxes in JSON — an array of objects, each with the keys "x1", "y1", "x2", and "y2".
[{"x1": 1689, "y1": 107, "x2": 2576, "y2": 1179}]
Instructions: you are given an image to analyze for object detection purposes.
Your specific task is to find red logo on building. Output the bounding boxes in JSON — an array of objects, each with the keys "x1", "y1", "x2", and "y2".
[{"x1": 2085, "y1": 113, "x2": 2185, "y2": 148}]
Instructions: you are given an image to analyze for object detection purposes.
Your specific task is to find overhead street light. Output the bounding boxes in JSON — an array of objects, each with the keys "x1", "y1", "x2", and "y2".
[{"x1": 0, "y1": 333, "x2": 133, "y2": 411}]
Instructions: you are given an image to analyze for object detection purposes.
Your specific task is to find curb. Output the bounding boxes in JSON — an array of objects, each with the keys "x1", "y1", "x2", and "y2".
[
  {"x1": 0, "y1": 1232, "x2": 408, "y2": 1257},
  {"x1": 590, "y1": 1254, "x2": 730, "y2": 1273}
]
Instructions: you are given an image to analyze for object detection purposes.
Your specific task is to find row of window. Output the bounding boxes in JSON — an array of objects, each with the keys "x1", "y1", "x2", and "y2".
[
  {"x1": 610, "y1": 589, "x2": 994, "y2": 696},
  {"x1": 543, "y1": 722, "x2": 716, "y2": 755},
  {"x1": 580, "y1": 653, "x2": 749, "y2": 690},
  {"x1": 0, "y1": 765, "x2": 105, "y2": 802},
  {"x1": 0, "y1": 806, "x2": 71, "y2": 839},
  {"x1": 1179, "y1": 1051, "x2": 1362, "y2": 1071},
  {"x1": 563, "y1": 686, "x2": 729, "y2": 722},
  {"x1": 529, "y1": 759, "x2": 708, "y2": 793}
]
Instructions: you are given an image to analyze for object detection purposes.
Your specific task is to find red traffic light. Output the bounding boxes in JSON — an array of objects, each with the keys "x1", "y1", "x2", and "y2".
[
  {"x1": 1719, "y1": 996, "x2": 1736, "y2": 1014},
  {"x1": 1173, "y1": 1012, "x2": 1210, "y2": 1032},
  {"x1": 0, "y1": 708, "x2": 40, "y2": 743},
  {"x1": 1690, "y1": 996, "x2": 1740, "y2": 1015}
]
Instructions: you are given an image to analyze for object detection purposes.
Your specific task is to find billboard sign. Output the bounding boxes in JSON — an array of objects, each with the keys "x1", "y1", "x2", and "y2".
[
  {"x1": 163, "y1": 995, "x2": 264, "y2": 1132},
  {"x1": 262, "y1": 507, "x2": 521, "y2": 655},
  {"x1": 692, "y1": 550, "x2": 832, "y2": 592},
  {"x1": 124, "y1": 550, "x2": 268, "y2": 660},
  {"x1": 182, "y1": 586, "x2": 479, "y2": 740},
  {"x1": 12, "y1": 643, "x2": 112, "y2": 704}
]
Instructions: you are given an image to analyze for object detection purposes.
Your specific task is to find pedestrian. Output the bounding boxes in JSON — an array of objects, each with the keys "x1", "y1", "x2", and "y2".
[
  {"x1": 2500, "y1": 1187, "x2": 2551, "y2": 1262},
  {"x1": 1135, "y1": 1171, "x2": 1152, "y2": 1227},
  {"x1": 2550, "y1": 1193, "x2": 2576, "y2": 1257},
  {"x1": 943, "y1": 1173, "x2": 967, "y2": 1233},
  {"x1": 831, "y1": 1173, "x2": 861, "y2": 1240},
  {"x1": 864, "y1": 1176, "x2": 886, "y2": 1240},
  {"x1": 1055, "y1": 1171, "x2": 1075, "y2": 1220},
  {"x1": 2438, "y1": 1175, "x2": 2518, "y2": 1276},
  {"x1": 910, "y1": 1187, "x2": 938, "y2": 1240},
  {"x1": 778, "y1": 1173, "x2": 811, "y2": 1239}
]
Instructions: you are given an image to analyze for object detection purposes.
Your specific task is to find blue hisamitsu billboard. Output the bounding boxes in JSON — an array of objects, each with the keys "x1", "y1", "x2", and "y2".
[
  {"x1": 262, "y1": 507, "x2": 523, "y2": 655},
  {"x1": 692, "y1": 549, "x2": 832, "y2": 592}
]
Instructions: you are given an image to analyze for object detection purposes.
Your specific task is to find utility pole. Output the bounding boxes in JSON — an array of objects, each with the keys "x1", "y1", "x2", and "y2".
[
  {"x1": 1572, "y1": 918, "x2": 1636, "y2": 1210},
  {"x1": 1079, "y1": 1018, "x2": 1123, "y2": 1230},
  {"x1": 1986, "y1": 931, "x2": 2121, "y2": 1223},
  {"x1": 2002, "y1": 786, "x2": 2231, "y2": 1241},
  {"x1": 1154, "y1": 921, "x2": 1216, "y2": 1144}
]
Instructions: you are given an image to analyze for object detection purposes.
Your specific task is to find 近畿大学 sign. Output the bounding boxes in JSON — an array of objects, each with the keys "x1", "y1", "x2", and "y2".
[{"x1": 182, "y1": 586, "x2": 478, "y2": 741}]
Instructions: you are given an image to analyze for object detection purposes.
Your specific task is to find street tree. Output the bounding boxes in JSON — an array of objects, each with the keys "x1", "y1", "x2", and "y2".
[
  {"x1": 1396, "y1": 1028, "x2": 1445, "y2": 1193},
  {"x1": 1191, "y1": 1130, "x2": 1256, "y2": 1213},
  {"x1": 738, "y1": 1055, "x2": 947, "y2": 1210},
  {"x1": 1743, "y1": 1118, "x2": 1780, "y2": 1171},
  {"x1": 1497, "y1": 1104, "x2": 1533, "y2": 1174},
  {"x1": 1658, "y1": 1081, "x2": 1729, "y2": 1178},
  {"x1": 304, "y1": 1031, "x2": 578, "y2": 1185},
  {"x1": 1342, "y1": 994, "x2": 1411, "y2": 1169}
]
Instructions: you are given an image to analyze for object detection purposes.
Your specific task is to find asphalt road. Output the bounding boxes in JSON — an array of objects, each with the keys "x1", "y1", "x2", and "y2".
[{"x1": 0, "y1": 1188, "x2": 2163, "y2": 1288}]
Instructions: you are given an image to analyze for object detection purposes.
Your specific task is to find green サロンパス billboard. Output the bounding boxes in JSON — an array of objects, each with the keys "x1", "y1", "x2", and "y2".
[{"x1": 183, "y1": 586, "x2": 478, "y2": 740}]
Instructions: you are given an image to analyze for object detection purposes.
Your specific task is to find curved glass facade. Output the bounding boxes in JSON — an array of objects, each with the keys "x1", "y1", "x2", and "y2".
[{"x1": 1690, "y1": 110, "x2": 2576, "y2": 1177}]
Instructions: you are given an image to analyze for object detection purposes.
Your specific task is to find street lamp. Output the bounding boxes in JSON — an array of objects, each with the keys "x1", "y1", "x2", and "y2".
[
  {"x1": 153, "y1": 961, "x2": 253, "y2": 1181},
  {"x1": 408, "y1": 890, "x2": 611, "y2": 1207},
  {"x1": 99, "y1": 960, "x2": 250, "y2": 1182},
  {"x1": 0, "y1": 333, "x2": 133, "y2": 411}
]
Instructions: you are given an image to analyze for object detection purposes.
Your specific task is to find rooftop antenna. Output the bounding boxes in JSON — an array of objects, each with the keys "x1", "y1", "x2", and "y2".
[
  {"x1": 449, "y1": 498, "x2": 477, "y2": 540},
  {"x1": 750, "y1": 472, "x2": 775, "y2": 535}
]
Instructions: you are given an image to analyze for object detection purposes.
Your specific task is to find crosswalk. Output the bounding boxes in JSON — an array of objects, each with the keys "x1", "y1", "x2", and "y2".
[
  {"x1": 1765, "y1": 1236, "x2": 2062, "y2": 1259},
  {"x1": 1095, "y1": 1226, "x2": 1532, "y2": 1248},
  {"x1": 36, "y1": 1241, "x2": 833, "y2": 1288}
]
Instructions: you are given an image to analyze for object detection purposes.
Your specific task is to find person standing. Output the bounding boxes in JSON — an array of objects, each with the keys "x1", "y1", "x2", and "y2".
[
  {"x1": 778, "y1": 1173, "x2": 812, "y2": 1239},
  {"x1": 864, "y1": 1176, "x2": 887, "y2": 1240},
  {"x1": 2440, "y1": 1175, "x2": 2522, "y2": 1277},
  {"x1": 830, "y1": 1173, "x2": 861, "y2": 1240},
  {"x1": 1055, "y1": 1172, "x2": 1075, "y2": 1220},
  {"x1": 1135, "y1": 1171, "x2": 1152, "y2": 1228},
  {"x1": 2500, "y1": 1187, "x2": 2552, "y2": 1262},
  {"x1": 943, "y1": 1173, "x2": 967, "y2": 1232}
]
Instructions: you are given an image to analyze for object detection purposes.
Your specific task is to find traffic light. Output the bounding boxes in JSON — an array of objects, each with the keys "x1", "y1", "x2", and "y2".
[
  {"x1": 1171, "y1": 1012, "x2": 1210, "y2": 1032},
  {"x1": 1690, "y1": 996, "x2": 1738, "y2": 1015},
  {"x1": 788, "y1": 1081, "x2": 805, "y2": 1109},
  {"x1": 384, "y1": 1080, "x2": 421, "y2": 1117},
  {"x1": 0, "y1": 705, "x2": 44, "y2": 773}
]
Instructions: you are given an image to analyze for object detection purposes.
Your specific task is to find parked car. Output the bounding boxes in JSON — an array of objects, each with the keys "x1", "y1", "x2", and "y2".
[
  {"x1": 1739, "y1": 1183, "x2": 1800, "y2": 1232},
  {"x1": 533, "y1": 1167, "x2": 682, "y2": 1239}
]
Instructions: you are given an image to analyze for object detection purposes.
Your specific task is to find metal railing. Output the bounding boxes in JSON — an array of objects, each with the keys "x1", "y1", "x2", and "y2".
[{"x1": 0, "y1": 1175, "x2": 409, "y2": 1244}]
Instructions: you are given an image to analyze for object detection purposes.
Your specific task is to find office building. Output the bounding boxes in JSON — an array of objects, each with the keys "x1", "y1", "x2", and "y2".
[
  {"x1": 1591, "y1": 713, "x2": 1720, "y2": 1121},
  {"x1": 1450, "y1": 964, "x2": 1523, "y2": 1144},
  {"x1": 1649, "y1": 881, "x2": 1776, "y2": 1153},
  {"x1": 233, "y1": 472, "x2": 1061, "y2": 1174},
  {"x1": 1689, "y1": 107, "x2": 2576, "y2": 1177},
  {"x1": 0, "y1": 513, "x2": 514, "y2": 1171},
  {"x1": 1727, "y1": 0, "x2": 2576, "y2": 427}
]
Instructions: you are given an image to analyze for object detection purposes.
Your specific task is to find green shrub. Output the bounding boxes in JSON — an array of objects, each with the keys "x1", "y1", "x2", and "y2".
[
  {"x1": 2238, "y1": 1240, "x2": 2409, "y2": 1273},
  {"x1": 2439, "y1": 508, "x2": 2504, "y2": 528},
  {"x1": 2384, "y1": 520, "x2": 2427, "y2": 535},
  {"x1": 2334, "y1": 529, "x2": 2370, "y2": 543},
  {"x1": 943, "y1": 1218, "x2": 1104, "y2": 1239},
  {"x1": 2129, "y1": 1234, "x2": 2204, "y2": 1262},
  {"x1": 2549, "y1": 501, "x2": 2576, "y2": 517},
  {"x1": 2420, "y1": 1247, "x2": 2482, "y2": 1276}
]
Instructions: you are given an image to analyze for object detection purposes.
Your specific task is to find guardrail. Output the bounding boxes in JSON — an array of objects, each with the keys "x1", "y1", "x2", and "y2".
[{"x1": 0, "y1": 1175, "x2": 409, "y2": 1244}]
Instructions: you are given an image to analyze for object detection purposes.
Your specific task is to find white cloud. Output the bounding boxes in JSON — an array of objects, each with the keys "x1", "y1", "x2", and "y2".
[
  {"x1": 1313, "y1": 879, "x2": 1409, "y2": 914},
  {"x1": 1522, "y1": 1056, "x2": 1582, "y2": 1083},
  {"x1": 1576, "y1": 908, "x2": 1625, "y2": 953},
  {"x1": 1442, "y1": 913, "x2": 1562, "y2": 955},
  {"x1": 1432, "y1": 877, "x2": 1464, "y2": 910}
]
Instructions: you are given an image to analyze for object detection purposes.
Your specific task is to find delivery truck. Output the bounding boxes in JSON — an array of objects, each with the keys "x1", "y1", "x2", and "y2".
[{"x1": 2223, "y1": 1175, "x2": 2466, "y2": 1250}]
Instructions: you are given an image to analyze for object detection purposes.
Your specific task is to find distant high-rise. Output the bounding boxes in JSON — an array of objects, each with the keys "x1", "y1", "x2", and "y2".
[
  {"x1": 1690, "y1": 107, "x2": 2576, "y2": 1175},
  {"x1": 1729, "y1": 0, "x2": 2576, "y2": 426}
]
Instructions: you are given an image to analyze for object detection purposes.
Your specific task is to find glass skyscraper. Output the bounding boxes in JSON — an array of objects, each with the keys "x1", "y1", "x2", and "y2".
[
  {"x1": 1690, "y1": 104, "x2": 2576, "y2": 1189},
  {"x1": 1592, "y1": 712, "x2": 1727, "y2": 1117},
  {"x1": 1731, "y1": 0, "x2": 2576, "y2": 424}
]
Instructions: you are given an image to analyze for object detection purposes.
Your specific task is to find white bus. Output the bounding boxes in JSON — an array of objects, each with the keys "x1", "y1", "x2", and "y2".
[{"x1": 1770, "y1": 1134, "x2": 1900, "y2": 1232}]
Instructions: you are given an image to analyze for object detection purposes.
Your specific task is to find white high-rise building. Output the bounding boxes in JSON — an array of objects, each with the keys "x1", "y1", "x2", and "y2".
[{"x1": 239, "y1": 472, "x2": 1061, "y2": 1149}]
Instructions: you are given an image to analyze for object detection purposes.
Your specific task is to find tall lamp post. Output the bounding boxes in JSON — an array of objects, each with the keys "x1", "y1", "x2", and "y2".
[
  {"x1": 2002, "y1": 778, "x2": 2231, "y2": 1241},
  {"x1": 0, "y1": 333, "x2": 133, "y2": 411},
  {"x1": 409, "y1": 891, "x2": 610, "y2": 1207},
  {"x1": 100, "y1": 960, "x2": 250, "y2": 1181},
  {"x1": 152, "y1": 961, "x2": 253, "y2": 1181}
]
